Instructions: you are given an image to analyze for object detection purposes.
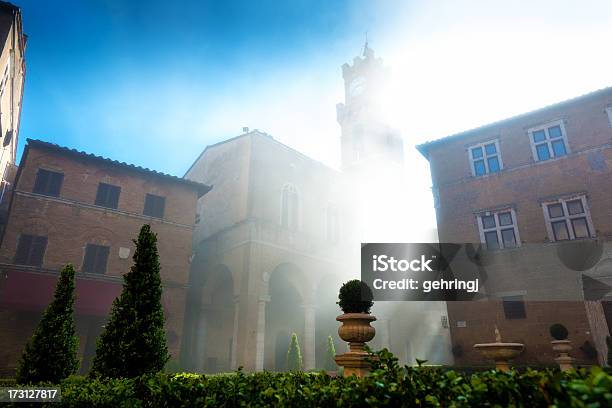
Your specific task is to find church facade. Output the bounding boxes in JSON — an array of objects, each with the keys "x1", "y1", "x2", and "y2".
[{"x1": 181, "y1": 46, "x2": 453, "y2": 372}]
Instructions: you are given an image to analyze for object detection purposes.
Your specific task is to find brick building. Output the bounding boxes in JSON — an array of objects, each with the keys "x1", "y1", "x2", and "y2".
[
  {"x1": 417, "y1": 87, "x2": 612, "y2": 366},
  {"x1": 0, "y1": 139, "x2": 210, "y2": 376},
  {"x1": 0, "y1": 1, "x2": 26, "y2": 207}
]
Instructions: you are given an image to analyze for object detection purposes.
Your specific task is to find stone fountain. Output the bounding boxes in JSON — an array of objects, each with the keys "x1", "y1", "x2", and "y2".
[{"x1": 473, "y1": 327, "x2": 524, "y2": 371}]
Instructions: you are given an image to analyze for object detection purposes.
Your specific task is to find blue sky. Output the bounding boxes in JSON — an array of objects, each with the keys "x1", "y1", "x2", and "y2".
[
  {"x1": 17, "y1": 0, "x2": 394, "y2": 174},
  {"x1": 14, "y1": 1, "x2": 612, "y2": 232}
]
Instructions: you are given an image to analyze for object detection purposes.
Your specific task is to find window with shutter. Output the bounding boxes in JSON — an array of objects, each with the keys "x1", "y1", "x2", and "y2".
[
  {"x1": 143, "y1": 194, "x2": 165, "y2": 218},
  {"x1": 82, "y1": 244, "x2": 110, "y2": 274},
  {"x1": 33, "y1": 169, "x2": 64, "y2": 197},
  {"x1": 95, "y1": 183, "x2": 121, "y2": 209},
  {"x1": 14, "y1": 234, "x2": 48, "y2": 266}
]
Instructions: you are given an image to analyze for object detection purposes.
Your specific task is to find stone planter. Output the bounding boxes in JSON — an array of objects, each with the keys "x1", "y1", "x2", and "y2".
[
  {"x1": 334, "y1": 313, "x2": 376, "y2": 377},
  {"x1": 551, "y1": 340, "x2": 575, "y2": 371}
]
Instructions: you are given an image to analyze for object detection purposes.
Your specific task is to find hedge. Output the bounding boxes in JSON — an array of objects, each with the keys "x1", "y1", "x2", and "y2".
[{"x1": 7, "y1": 350, "x2": 612, "y2": 407}]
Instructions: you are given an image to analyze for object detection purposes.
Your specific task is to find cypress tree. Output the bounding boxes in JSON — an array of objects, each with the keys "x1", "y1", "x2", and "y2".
[
  {"x1": 286, "y1": 333, "x2": 303, "y2": 372},
  {"x1": 90, "y1": 224, "x2": 169, "y2": 378},
  {"x1": 324, "y1": 335, "x2": 337, "y2": 372},
  {"x1": 16, "y1": 264, "x2": 79, "y2": 384}
]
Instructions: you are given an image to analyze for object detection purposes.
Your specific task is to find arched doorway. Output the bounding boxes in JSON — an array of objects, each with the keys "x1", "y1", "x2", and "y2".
[
  {"x1": 264, "y1": 263, "x2": 307, "y2": 371},
  {"x1": 196, "y1": 264, "x2": 234, "y2": 373}
]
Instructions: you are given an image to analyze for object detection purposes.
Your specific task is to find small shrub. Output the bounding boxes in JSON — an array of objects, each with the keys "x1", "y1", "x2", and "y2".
[
  {"x1": 286, "y1": 333, "x2": 303, "y2": 371},
  {"x1": 549, "y1": 323, "x2": 569, "y2": 340},
  {"x1": 337, "y1": 280, "x2": 373, "y2": 314},
  {"x1": 324, "y1": 335, "x2": 337, "y2": 372}
]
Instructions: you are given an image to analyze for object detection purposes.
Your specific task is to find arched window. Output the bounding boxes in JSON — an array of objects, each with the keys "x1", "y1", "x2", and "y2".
[
  {"x1": 326, "y1": 204, "x2": 340, "y2": 243},
  {"x1": 281, "y1": 184, "x2": 299, "y2": 230}
]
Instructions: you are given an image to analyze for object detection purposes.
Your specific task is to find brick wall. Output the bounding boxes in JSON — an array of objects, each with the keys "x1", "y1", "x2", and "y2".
[
  {"x1": 0, "y1": 142, "x2": 204, "y2": 376},
  {"x1": 422, "y1": 88, "x2": 612, "y2": 366}
]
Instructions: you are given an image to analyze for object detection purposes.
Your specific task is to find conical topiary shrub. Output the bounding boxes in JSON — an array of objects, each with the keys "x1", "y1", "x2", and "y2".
[
  {"x1": 324, "y1": 335, "x2": 337, "y2": 372},
  {"x1": 16, "y1": 264, "x2": 79, "y2": 384},
  {"x1": 90, "y1": 224, "x2": 169, "y2": 378},
  {"x1": 286, "y1": 333, "x2": 303, "y2": 372}
]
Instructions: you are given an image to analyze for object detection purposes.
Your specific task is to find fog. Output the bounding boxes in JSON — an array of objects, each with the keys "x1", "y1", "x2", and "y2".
[
  {"x1": 179, "y1": 63, "x2": 453, "y2": 370},
  {"x1": 7, "y1": 0, "x2": 612, "y2": 375}
]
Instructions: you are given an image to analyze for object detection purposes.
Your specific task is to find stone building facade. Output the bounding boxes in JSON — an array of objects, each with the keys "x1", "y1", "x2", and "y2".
[
  {"x1": 181, "y1": 130, "x2": 352, "y2": 373},
  {"x1": 0, "y1": 1, "x2": 26, "y2": 208},
  {"x1": 0, "y1": 139, "x2": 210, "y2": 376},
  {"x1": 181, "y1": 46, "x2": 453, "y2": 373},
  {"x1": 417, "y1": 88, "x2": 612, "y2": 366}
]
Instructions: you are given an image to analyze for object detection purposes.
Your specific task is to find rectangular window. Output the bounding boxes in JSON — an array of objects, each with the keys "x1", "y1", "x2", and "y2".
[
  {"x1": 477, "y1": 209, "x2": 520, "y2": 250},
  {"x1": 542, "y1": 195, "x2": 594, "y2": 241},
  {"x1": 95, "y1": 183, "x2": 121, "y2": 209},
  {"x1": 143, "y1": 194, "x2": 165, "y2": 218},
  {"x1": 502, "y1": 295, "x2": 526, "y2": 319},
  {"x1": 33, "y1": 169, "x2": 64, "y2": 197},
  {"x1": 82, "y1": 244, "x2": 110, "y2": 275},
  {"x1": 528, "y1": 120, "x2": 569, "y2": 162},
  {"x1": 469, "y1": 140, "x2": 502, "y2": 176},
  {"x1": 14, "y1": 234, "x2": 48, "y2": 266}
]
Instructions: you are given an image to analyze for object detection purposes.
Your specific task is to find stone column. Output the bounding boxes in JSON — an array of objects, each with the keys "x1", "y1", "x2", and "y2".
[
  {"x1": 230, "y1": 296, "x2": 240, "y2": 370},
  {"x1": 302, "y1": 304, "x2": 316, "y2": 371},
  {"x1": 255, "y1": 295, "x2": 270, "y2": 371}
]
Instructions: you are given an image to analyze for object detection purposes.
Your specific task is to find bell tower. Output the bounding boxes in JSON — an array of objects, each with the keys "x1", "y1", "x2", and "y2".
[{"x1": 337, "y1": 42, "x2": 404, "y2": 174}]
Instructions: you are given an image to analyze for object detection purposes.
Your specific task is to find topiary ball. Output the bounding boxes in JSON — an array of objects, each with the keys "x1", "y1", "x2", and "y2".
[
  {"x1": 337, "y1": 280, "x2": 374, "y2": 314},
  {"x1": 549, "y1": 323, "x2": 569, "y2": 340}
]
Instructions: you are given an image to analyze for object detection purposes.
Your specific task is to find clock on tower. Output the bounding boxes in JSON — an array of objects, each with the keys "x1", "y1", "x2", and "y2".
[{"x1": 336, "y1": 43, "x2": 404, "y2": 173}]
